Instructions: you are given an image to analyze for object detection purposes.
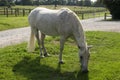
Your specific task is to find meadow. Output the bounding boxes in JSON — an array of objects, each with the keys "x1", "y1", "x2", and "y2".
[
  {"x1": 0, "y1": 31, "x2": 120, "y2": 80},
  {"x1": 0, "y1": 15, "x2": 28, "y2": 31}
]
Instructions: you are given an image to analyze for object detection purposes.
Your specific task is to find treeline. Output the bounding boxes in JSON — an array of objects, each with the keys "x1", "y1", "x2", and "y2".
[{"x1": 0, "y1": 0, "x2": 104, "y2": 7}]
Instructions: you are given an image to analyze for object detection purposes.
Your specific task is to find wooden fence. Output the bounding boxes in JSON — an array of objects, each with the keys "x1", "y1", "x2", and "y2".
[
  {"x1": 0, "y1": 8, "x2": 107, "y2": 19},
  {"x1": 0, "y1": 8, "x2": 32, "y2": 17}
]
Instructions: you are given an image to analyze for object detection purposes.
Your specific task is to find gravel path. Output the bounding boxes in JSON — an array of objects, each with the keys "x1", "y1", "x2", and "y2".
[
  {"x1": 0, "y1": 17, "x2": 120, "y2": 48},
  {"x1": 0, "y1": 27, "x2": 30, "y2": 48},
  {"x1": 82, "y1": 17, "x2": 120, "y2": 32}
]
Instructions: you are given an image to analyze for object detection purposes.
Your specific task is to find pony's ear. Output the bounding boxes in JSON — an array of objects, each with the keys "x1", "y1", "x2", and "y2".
[{"x1": 87, "y1": 45, "x2": 93, "y2": 49}]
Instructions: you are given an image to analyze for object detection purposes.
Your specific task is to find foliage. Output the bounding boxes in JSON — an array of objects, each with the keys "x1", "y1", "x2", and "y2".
[
  {"x1": 0, "y1": 0, "x2": 15, "y2": 7},
  {"x1": 77, "y1": 1, "x2": 83, "y2": 6},
  {"x1": 93, "y1": 0, "x2": 104, "y2": 7},
  {"x1": 103, "y1": 0, "x2": 120, "y2": 19},
  {"x1": 21, "y1": 0, "x2": 33, "y2": 5},
  {"x1": 0, "y1": 0, "x2": 8, "y2": 6},
  {"x1": 0, "y1": 0, "x2": 95, "y2": 6},
  {"x1": 84, "y1": 0, "x2": 92, "y2": 6},
  {"x1": 33, "y1": 0, "x2": 40, "y2": 6},
  {"x1": 0, "y1": 31, "x2": 120, "y2": 80}
]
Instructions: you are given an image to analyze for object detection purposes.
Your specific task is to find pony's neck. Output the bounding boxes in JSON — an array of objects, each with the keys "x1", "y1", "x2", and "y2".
[
  {"x1": 75, "y1": 16, "x2": 87, "y2": 49},
  {"x1": 69, "y1": 11, "x2": 87, "y2": 50}
]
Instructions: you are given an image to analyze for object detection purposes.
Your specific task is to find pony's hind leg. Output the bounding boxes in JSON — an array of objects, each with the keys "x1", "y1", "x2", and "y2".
[
  {"x1": 34, "y1": 29, "x2": 44, "y2": 57},
  {"x1": 41, "y1": 33, "x2": 50, "y2": 57}
]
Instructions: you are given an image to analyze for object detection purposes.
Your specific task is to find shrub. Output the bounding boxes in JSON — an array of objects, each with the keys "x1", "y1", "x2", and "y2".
[{"x1": 103, "y1": 0, "x2": 120, "y2": 19}]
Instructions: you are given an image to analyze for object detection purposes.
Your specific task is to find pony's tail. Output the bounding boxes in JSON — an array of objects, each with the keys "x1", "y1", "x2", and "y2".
[{"x1": 27, "y1": 27, "x2": 35, "y2": 52}]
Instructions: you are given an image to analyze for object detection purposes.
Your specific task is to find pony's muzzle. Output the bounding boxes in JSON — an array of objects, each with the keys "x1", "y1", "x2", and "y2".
[
  {"x1": 80, "y1": 56, "x2": 89, "y2": 73},
  {"x1": 81, "y1": 64, "x2": 89, "y2": 73},
  {"x1": 81, "y1": 69, "x2": 89, "y2": 73}
]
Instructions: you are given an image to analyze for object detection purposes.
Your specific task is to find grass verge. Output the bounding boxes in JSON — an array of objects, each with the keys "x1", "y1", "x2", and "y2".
[
  {"x1": 0, "y1": 15, "x2": 28, "y2": 31},
  {"x1": 0, "y1": 31, "x2": 120, "y2": 80}
]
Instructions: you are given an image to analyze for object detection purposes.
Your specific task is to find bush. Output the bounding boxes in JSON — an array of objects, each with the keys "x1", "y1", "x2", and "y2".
[
  {"x1": 21, "y1": 0, "x2": 33, "y2": 5},
  {"x1": 0, "y1": 0, "x2": 8, "y2": 6},
  {"x1": 103, "y1": 0, "x2": 120, "y2": 19}
]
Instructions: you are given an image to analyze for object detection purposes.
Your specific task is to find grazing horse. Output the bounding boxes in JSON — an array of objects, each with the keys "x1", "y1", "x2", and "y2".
[{"x1": 27, "y1": 7, "x2": 91, "y2": 73}]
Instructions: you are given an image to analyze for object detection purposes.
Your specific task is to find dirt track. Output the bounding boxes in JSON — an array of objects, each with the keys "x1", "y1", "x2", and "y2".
[{"x1": 82, "y1": 17, "x2": 120, "y2": 32}]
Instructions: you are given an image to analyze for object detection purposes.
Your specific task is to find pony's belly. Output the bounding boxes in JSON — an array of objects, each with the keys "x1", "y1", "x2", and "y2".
[
  {"x1": 38, "y1": 27, "x2": 59, "y2": 36},
  {"x1": 45, "y1": 33, "x2": 59, "y2": 36},
  {"x1": 41, "y1": 31, "x2": 59, "y2": 36}
]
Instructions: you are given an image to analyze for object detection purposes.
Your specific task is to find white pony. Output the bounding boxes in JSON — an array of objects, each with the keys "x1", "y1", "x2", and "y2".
[{"x1": 28, "y1": 7, "x2": 91, "y2": 73}]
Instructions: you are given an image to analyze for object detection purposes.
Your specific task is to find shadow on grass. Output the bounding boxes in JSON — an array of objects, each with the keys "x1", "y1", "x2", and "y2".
[{"x1": 13, "y1": 56, "x2": 89, "y2": 80}]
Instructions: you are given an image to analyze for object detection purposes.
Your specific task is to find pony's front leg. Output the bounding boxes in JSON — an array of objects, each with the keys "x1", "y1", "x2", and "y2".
[{"x1": 59, "y1": 36, "x2": 66, "y2": 64}]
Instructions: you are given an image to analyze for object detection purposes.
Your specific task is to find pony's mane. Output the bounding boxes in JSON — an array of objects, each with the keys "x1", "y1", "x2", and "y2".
[
  {"x1": 60, "y1": 8, "x2": 86, "y2": 45},
  {"x1": 60, "y1": 8, "x2": 74, "y2": 14},
  {"x1": 59, "y1": 8, "x2": 80, "y2": 20}
]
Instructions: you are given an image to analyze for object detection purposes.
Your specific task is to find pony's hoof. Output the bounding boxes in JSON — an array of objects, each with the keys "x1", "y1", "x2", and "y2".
[
  {"x1": 59, "y1": 61, "x2": 64, "y2": 64},
  {"x1": 44, "y1": 53, "x2": 50, "y2": 57}
]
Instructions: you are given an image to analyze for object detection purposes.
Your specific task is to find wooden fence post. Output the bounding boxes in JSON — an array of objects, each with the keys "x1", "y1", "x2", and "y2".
[
  {"x1": 11, "y1": 8, "x2": 13, "y2": 15},
  {"x1": 6, "y1": 8, "x2": 8, "y2": 17},
  {"x1": 82, "y1": 13, "x2": 84, "y2": 19},
  {"x1": 17, "y1": 8, "x2": 19, "y2": 15},
  {"x1": 4, "y1": 8, "x2": 6, "y2": 15},
  {"x1": 104, "y1": 13, "x2": 107, "y2": 20},
  {"x1": 29, "y1": 9, "x2": 31, "y2": 13},
  {"x1": 15, "y1": 8, "x2": 17, "y2": 17},
  {"x1": 23, "y1": 9, "x2": 25, "y2": 16}
]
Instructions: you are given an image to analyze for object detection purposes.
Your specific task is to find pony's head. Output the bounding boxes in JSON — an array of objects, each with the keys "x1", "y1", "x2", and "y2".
[{"x1": 78, "y1": 45, "x2": 92, "y2": 73}]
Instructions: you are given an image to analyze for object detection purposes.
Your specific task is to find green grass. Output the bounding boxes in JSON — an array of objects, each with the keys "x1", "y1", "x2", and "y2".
[
  {"x1": 0, "y1": 31, "x2": 120, "y2": 80},
  {"x1": 0, "y1": 15, "x2": 28, "y2": 31}
]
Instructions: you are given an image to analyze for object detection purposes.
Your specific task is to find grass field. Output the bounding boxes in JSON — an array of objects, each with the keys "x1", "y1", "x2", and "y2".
[
  {"x1": 0, "y1": 15, "x2": 28, "y2": 31},
  {"x1": 0, "y1": 31, "x2": 120, "y2": 80}
]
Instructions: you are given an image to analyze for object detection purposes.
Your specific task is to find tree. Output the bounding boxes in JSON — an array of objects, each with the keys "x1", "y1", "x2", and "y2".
[
  {"x1": 33, "y1": 0, "x2": 40, "y2": 6},
  {"x1": 15, "y1": 0, "x2": 21, "y2": 5},
  {"x1": 21, "y1": 0, "x2": 33, "y2": 5},
  {"x1": 0, "y1": 0, "x2": 8, "y2": 6},
  {"x1": 84, "y1": 0, "x2": 91, "y2": 6},
  {"x1": 102, "y1": 0, "x2": 120, "y2": 19},
  {"x1": 77, "y1": 0, "x2": 83, "y2": 6},
  {"x1": 93, "y1": 0, "x2": 104, "y2": 7},
  {"x1": 7, "y1": 0, "x2": 15, "y2": 7}
]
